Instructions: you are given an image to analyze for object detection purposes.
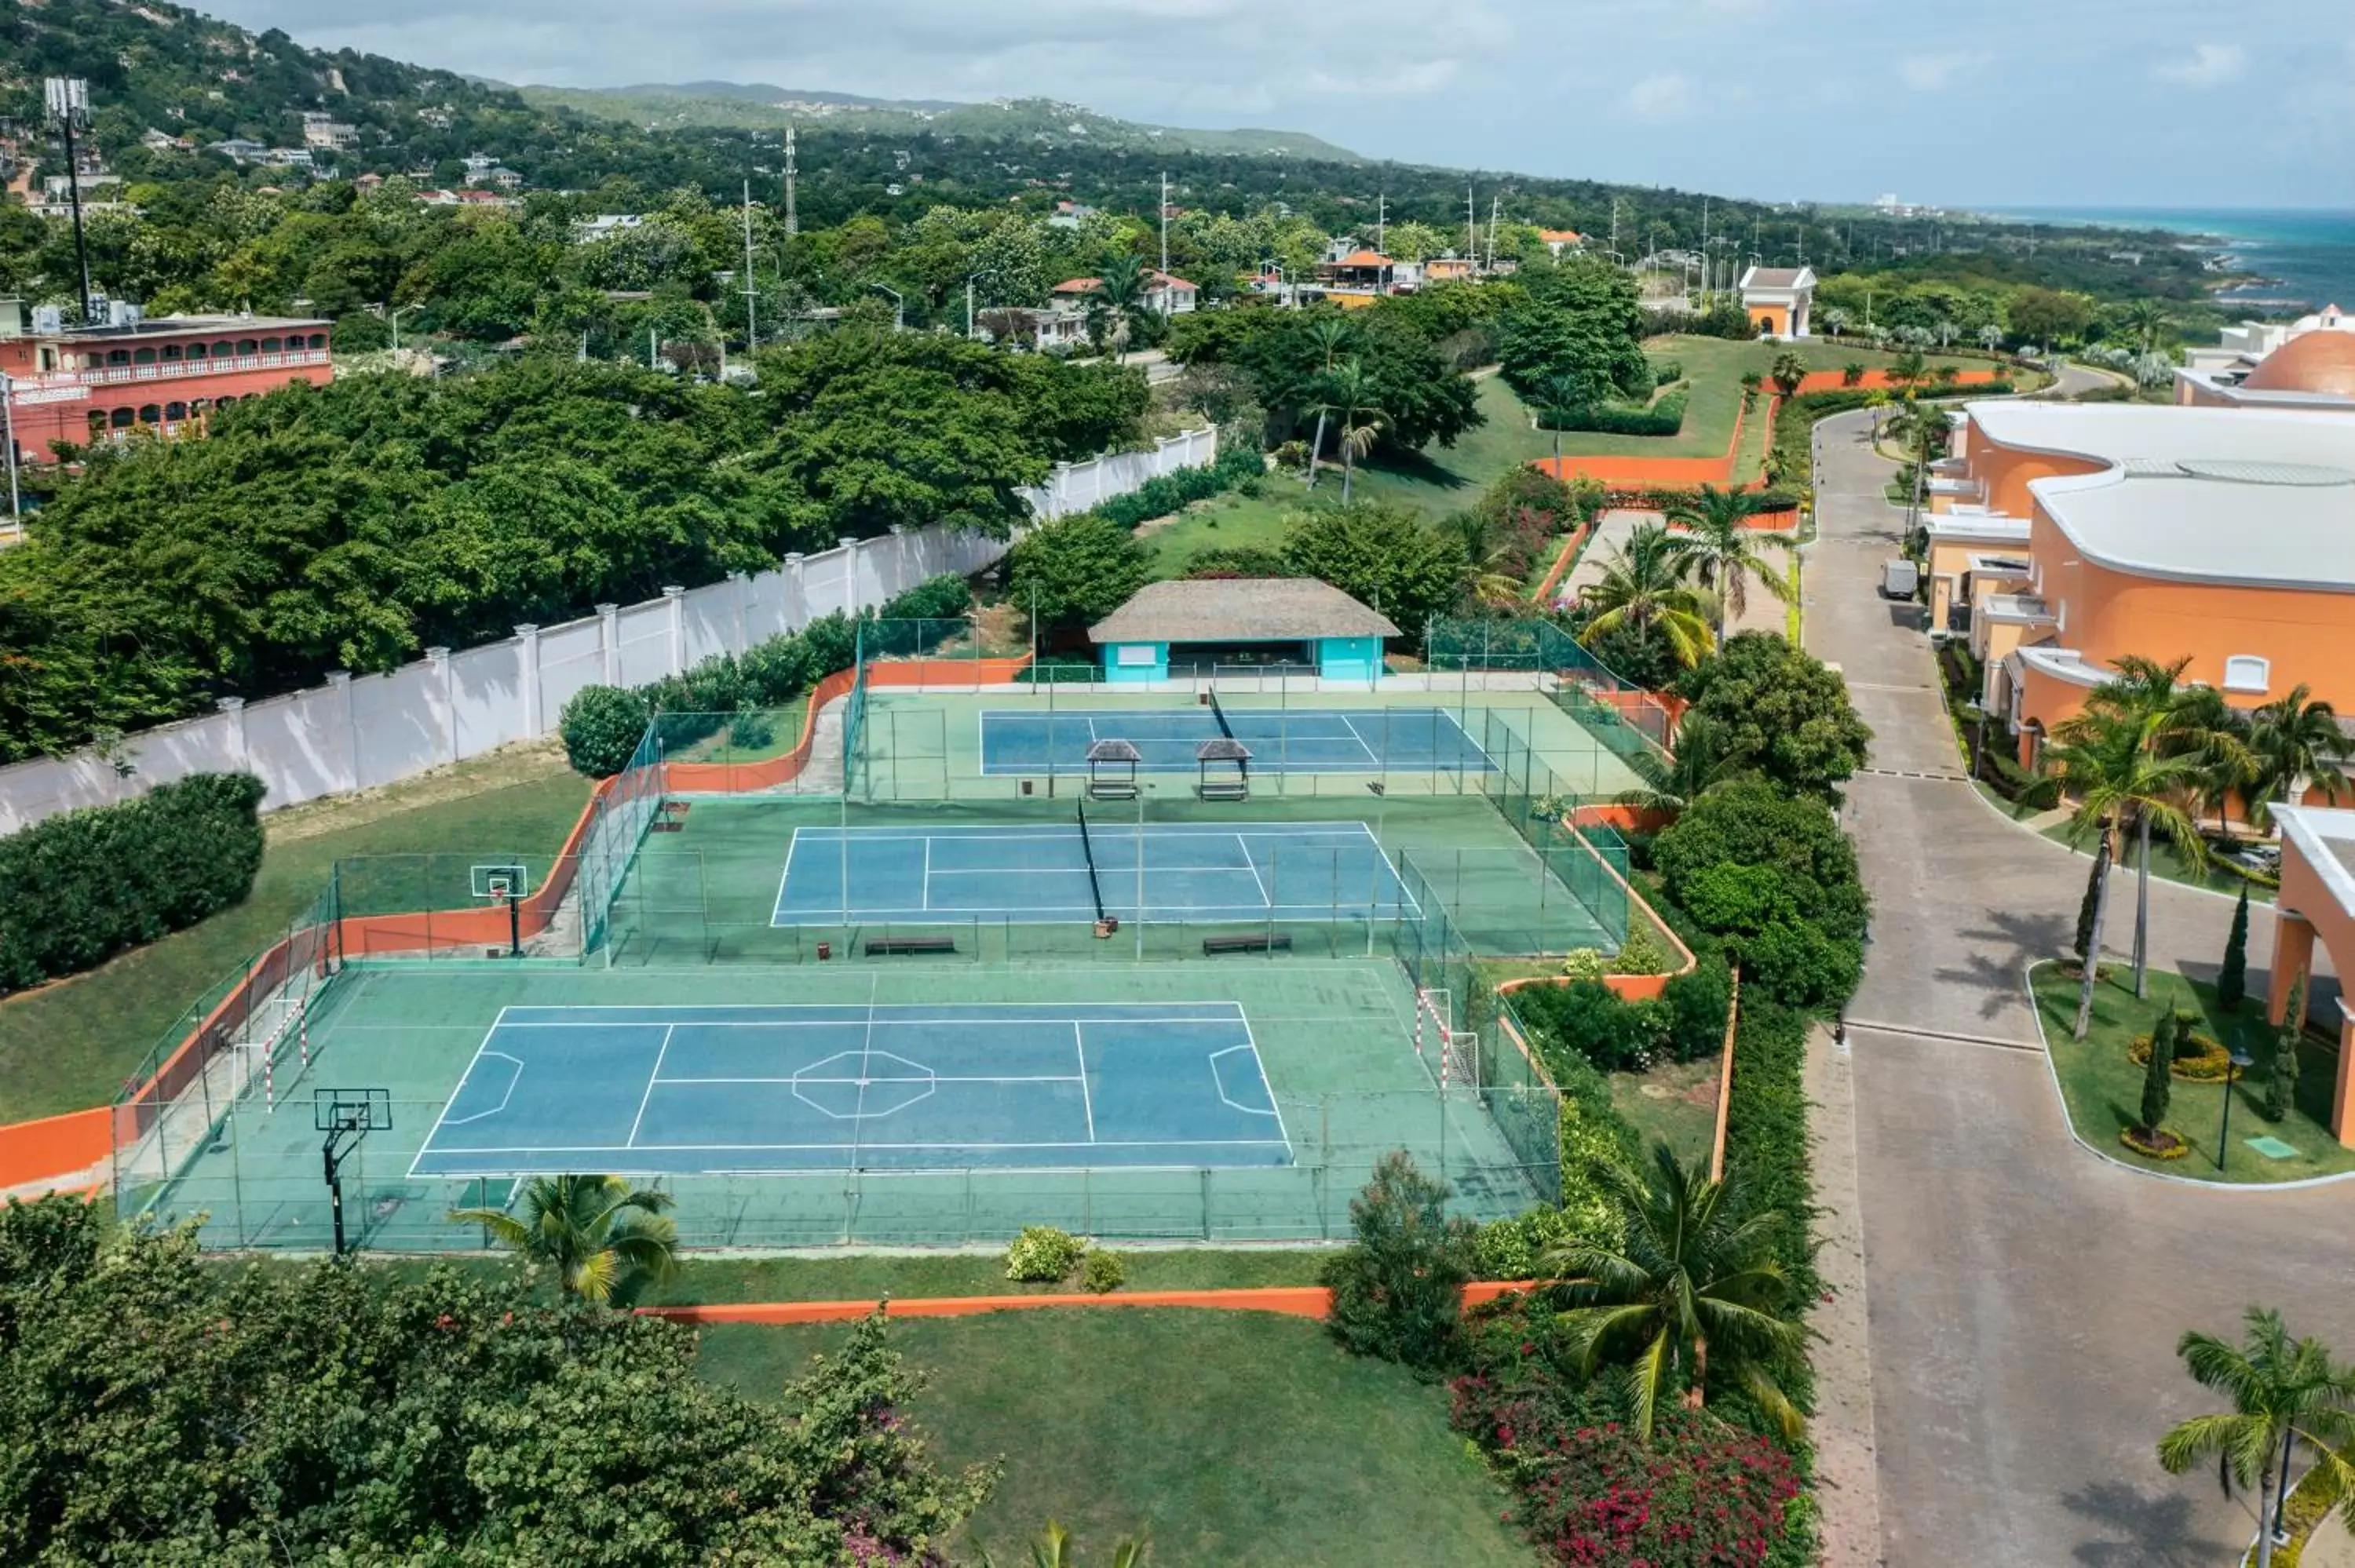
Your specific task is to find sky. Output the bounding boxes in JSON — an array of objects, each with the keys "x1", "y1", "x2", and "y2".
[{"x1": 204, "y1": 0, "x2": 2355, "y2": 209}]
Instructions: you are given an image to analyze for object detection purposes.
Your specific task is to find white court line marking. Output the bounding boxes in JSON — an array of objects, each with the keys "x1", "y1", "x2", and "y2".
[
  {"x1": 419, "y1": 1136, "x2": 1291, "y2": 1154},
  {"x1": 407, "y1": 1004, "x2": 518, "y2": 1178},
  {"x1": 1235, "y1": 833, "x2": 1274, "y2": 910},
  {"x1": 1238, "y1": 1011, "x2": 1293, "y2": 1156},
  {"x1": 438, "y1": 1051, "x2": 526, "y2": 1125},
  {"x1": 772, "y1": 828, "x2": 806, "y2": 927},
  {"x1": 1206, "y1": 1045, "x2": 1282, "y2": 1118},
  {"x1": 1074, "y1": 1022, "x2": 1096, "y2": 1143},
  {"x1": 662, "y1": 1074, "x2": 1089, "y2": 1085},
  {"x1": 1334, "y1": 713, "x2": 1386, "y2": 768},
  {"x1": 921, "y1": 833, "x2": 933, "y2": 913},
  {"x1": 625, "y1": 1026, "x2": 677, "y2": 1148}
]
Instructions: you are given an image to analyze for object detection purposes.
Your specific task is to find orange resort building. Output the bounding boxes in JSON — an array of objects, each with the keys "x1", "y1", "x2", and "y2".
[
  {"x1": 0, "y1": 299, "x2": 333, "y2": 463},
  {"x1": 2175, "y1": 304, "x2": 2355, "y2": 412},
  {"x1": 1738, "y1": 265, "x2": 1815, "y2": 339},
  {"x1": 2267, "y1": 805, "x2": 2355, "y2": 1144},
  {"x1": 1922, "y1": 399, "x2": 2355, "y2": 769}
]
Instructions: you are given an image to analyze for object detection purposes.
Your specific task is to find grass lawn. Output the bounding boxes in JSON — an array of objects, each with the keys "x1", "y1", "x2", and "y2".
[
  {"x1": 2029, "y1": 961, "x2": 2355, "y2": 1183},
  {"x1": 641, "y1": 1246, "x2": 1335, "y2": 1305},
  {"x1": 2038, "y1": 820, "x2": 2277, "y2": 904},
  {"x1": 1610, "y1": 1056, "x2": 1721, "y2": 1165},
  {"x1": 698, "y1": 1309, "x2": 1532, "y2": 1566},
  {"x1": 0, "y1": 745, "x2": 594, "y2": 1123}
]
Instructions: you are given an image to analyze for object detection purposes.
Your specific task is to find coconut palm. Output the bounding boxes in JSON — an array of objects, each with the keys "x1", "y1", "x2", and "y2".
[
  {"x1": 1536, "y1": 1145, "x2": 1806, "y2": 1441},
  {"x1": 1449, "y1": 510, "x2": 1528, "y2": 609},
  {"x1": 2158, "y1": 1307, "x2": 2355, "y2": 1568},
  {"x1": 1577, "y1": 522, "x2": 1714, "y2": 670},
  {"x1": 2245, "y1": 685, "x2": 2355, "y2": 832},
  {"x1": 1094, "y1": 253, "x2": 1150, "y2": 364},
  {"x1": 976, "y1": 1522, "x2": 1149, "y2": 1568},
  {"x1": 2119, "y1": 297, "x2": 2171, "y2": 354},
  {"x1": 1769, "y1": 350, "x2": 1807, "y2": 397},
  {"x1": 1310, "y1": 357, "x2": 1386, "y2": 504},
  {"x1": 1666, "y1": 483, "x2": 1794, "y2": 639},
  {"x1": 1302, "y1": 315, "x2": 1356, "y2": 488},
  {"x1": 1614, "y1": 711, "x2": 1747, "y2": 818},
  {"x1": 449, "y1": 1173, "x2": 681, "y2": 1305}
]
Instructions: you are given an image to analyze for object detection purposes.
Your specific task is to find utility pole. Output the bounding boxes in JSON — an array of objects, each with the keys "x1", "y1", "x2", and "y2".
[
  {"x1": 1609, "y1": 196, "x2": 1619, "y2": 257},
  {"x1": 2, "y1": 370, "x2": 20, "y2": 534},
  {"x1": 1159, "y1": 171, "x2": 1169, "y2": 278},
  {"x1": 741, "y1": 177, "x2": 758, "y2": 351},
  {"x1": 1484, "y1": 192, "x2": 1501, "y2": 271},
  {"x1": 1700, "y1": 197, "x2": 1710, "y2": 305},
  {"x1": 45, "y1": 78, "x2": 95, "y2": 324},
  {"x1": 783, "y1": 125, "x2": 798, "y2": 235},
  {"x1": 1375, "y1": 191, "x2": 1386, "y2": 253},
  {"x1": 1466, "y1": 184, "x2": 1477, "y2": 263}
]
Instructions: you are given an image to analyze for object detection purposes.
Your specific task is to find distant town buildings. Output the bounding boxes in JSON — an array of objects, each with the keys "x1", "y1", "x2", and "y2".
[{"x1": 301, "y1": 111, "x2": 359, "y2": 151}]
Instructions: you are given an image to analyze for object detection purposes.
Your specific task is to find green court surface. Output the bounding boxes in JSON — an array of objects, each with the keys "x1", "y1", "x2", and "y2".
[
  {"x1": 847, "y1": 686, "x2": 1646, "y2": 805},
  {"x1": 123, "y1": 959, "x2": 1553, "y2": 1251}
]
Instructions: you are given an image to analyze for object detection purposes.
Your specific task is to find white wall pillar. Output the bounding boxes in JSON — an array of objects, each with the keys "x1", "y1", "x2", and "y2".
[
  {"x1": 215, "y1": 695, "x2": 250, "y2": 782},
  {"x1": 597, "y1": 603, "x2": 620, "y2": 685},
  {"x1": 663, "y1": 585, "x2": 686, "y2": 674},
  {"x1": 326, "y1": 670, "x2": 358, "y2": 793},
  {"x1": 425, "y1": 645, "x2": 455, "y2": 768},
  {"x1": 514, "y1": 624, "x2": 542, "y2": 735},
  {"x1": 782, "y1": 553, "x2": 805, "y2": 633},
  {"x1": 838, "y1": 538, "x2": 859, "y2": 614},
  {"x1": 728, "y1": 571, "x2": 749, "y2": 653}
]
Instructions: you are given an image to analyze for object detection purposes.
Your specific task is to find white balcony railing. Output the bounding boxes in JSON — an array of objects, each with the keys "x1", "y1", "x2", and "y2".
[{"x1": 7, "y1": 348, "x2": 330, "y2": 396}]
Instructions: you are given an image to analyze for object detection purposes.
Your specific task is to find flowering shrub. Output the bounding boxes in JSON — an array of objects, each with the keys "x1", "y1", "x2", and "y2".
[
  {"x1": 1004, "y1": 1225, "x2": 1088, "y2": 1282},
  {"x1": 1451, "y1": 1297, "x2": 1800, "y2": 1566},
  {"x1": 1560, "y1": 948, "x2": 1609, "y2": 982},
  {"x1": 2130, "y1": 1029, "x2": 2232, "y2": 1081}
]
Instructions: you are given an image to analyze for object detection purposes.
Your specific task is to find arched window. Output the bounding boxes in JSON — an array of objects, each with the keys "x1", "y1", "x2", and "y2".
[
  {"x1": 106, "y1": 349, "x2": 130, "y2": 366},
  {"x1": 308, "y1": 332, "x2": 327, "y2": 348},
  {"x1": 164, "y1": 401, "x2": 187, "y2": 421},
  {"x1": 161, "y1": 344, "x2": 182, "y2": 361},
  {"x1": 215, "y1": 395, "x2": 236, "y2": 407},
  {"x1": 260, "y1": 337, "x2": 283, "y2": 352},
  {"x1": 237, "y1": 339, "x2": 259, "y2": 356},
  {"x1": 109, "y1": 407, "x2": 135, "y2": 428},
  {"x1": 2223, "y1": 655, "x2": 2270, "y2": 694},
  {"x1": 184, "y1": 341, "x2": 206, "y2": 360},
  {"x1": 212, "y1": 341, "x2": 236, "y2": 358},
  {"x1": 133, "y1": 348, "x2": 156, "y2": 365},
  {"x1": 137, "y1": 404, "x2": 161, "y2": 425},
  {"x1": 87, "y1": 410, "x2": 108, "y2": 433}
]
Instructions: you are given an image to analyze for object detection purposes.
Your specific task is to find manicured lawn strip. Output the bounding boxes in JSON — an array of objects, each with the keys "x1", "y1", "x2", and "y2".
[
  {"x1": 666, "y1": 697, "x2": 811, "y2": 764},
  {"x1": 1140, "y1": 487, "x2": 1298, "y2": 572},
  {"x1": 2029, "y1": 963, "x2": 2355, "y2": 1183},
  {"x1": 697, "y1": 1309, "x2": 1532, "y2": 1567},
  {"x1": 0, "y1": 746, "x2": 593, "y2": 1122},
  {"x1": 641, "y1": 1246, "x2": 1338, "y2": 1304},
  {"x1": 2038, "y1": 819, "x2": 2276, "y2": 903}
]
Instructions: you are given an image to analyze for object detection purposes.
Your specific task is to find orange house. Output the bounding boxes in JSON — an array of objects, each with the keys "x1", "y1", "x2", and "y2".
[
  {"x1": 2269, "y1": 805, "x2": 2355, "y2": 1144},
  {"x1": 2175, "y1": 309, "x2": 2355, "y2": 412},
  {"x1": 1922, "y1": 399, "x2": 2355, "y2": 769},
  {"x1": 1738, "y1": 265, "x2": 1815, "y2": 339}
]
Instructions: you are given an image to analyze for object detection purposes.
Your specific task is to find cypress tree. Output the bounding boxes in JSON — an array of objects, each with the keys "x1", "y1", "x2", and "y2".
[
  {"x1": 2217, "y1": 884, "x2": 2250, "y2": 1013},
  {"x1": 2138, "y1": 1007, "x2": 2176, "y2": 1140},
  {"x1": 2072, "y1": 852, "x2": 2103, "y2": 965},
  {"x1": 2264, "y1": 965, "x2": 2309, "y2": 1123}
]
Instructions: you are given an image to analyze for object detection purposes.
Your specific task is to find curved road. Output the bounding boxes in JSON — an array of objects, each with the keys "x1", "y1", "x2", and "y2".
[{"x1": 1806, "y1": 403, "x2": 2352, "y2": 1566}]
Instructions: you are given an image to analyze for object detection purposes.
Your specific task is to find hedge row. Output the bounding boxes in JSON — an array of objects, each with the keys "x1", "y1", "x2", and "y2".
[
  {"x1": 0, "y1": 773, "x2": 268, "y2": 993},
  {"x1": 1603, "y1": 483, "x2": 1806, "y2": 515},
  {"x1": 557, "y1": 574, "x2": 972, "y2": 776},
  {"x1": 1538, "y1": 386, "x2": 1689, "y2": 437},
  {"x1": 1094, "y1": 443, "x2": 1263, "y2": 530}
]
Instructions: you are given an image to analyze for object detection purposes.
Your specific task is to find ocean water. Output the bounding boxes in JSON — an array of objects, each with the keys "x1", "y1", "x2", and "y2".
[{"x1": 1991, "y1": 207, "x2": 2355, "y2": 313}]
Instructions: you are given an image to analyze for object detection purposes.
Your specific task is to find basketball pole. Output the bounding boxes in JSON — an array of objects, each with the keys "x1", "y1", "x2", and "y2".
[{"x1": 506, "y1": 888, "x2": 521, "y2": 958}]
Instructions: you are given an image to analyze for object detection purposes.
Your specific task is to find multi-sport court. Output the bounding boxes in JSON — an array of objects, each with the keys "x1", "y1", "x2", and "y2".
[{"x1": 123, "y1": 683, "x2": 1640, "y2": 1251}]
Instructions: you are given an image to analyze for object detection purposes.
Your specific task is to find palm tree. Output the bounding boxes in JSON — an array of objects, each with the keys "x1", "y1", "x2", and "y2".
[
  {"x1": 1614, "y1": 711, "x2": 1747, "y2": 818},
  {"x1": 2119, "y1": 297, "x2": 2171, "y2": 354},
  {"x1": 450, "y1": 1173, "x2": 681, "y2": 1305},
  {"x1": 1310, "y1": 357, "x2": 1386, "y2": 504},
  {"x1": 2158, "y1": 1307, "x2": 2355, "y2": 1568},
  {"x1": 1094, "y1": 254, "x2": 1150, "y2": 364},
  {"x1": 1769, "y1": 350, "x2": 1808, "y2": 397},
  {"x1": 2246, "y1": 685, "x2": 2355, "y2": 832},
  {"x1": 976, "y1": 1522, "x2": 1149, "y2": 1568},
  {"x1": 1533, "y1": 369, "x2": 1594, "y2": 468},
  {"x1": 1577, "y1": 522, "x2": 1714, "y2": 670},
  {"x1": 1536, "y1": 1145, "x2": 1806, "y2": 1440},
  {"x1": 1302, "y1": 315, "x2": 1356, "y2": 488},
  {"x1": 1666, "y1": 483, "x2": 1793, "y2": 639},
  {"x1": 1449, "y1": 511, "x2": 1527, "y2": 609}
]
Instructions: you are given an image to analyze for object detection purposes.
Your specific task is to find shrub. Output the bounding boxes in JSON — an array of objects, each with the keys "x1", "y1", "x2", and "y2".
[
  {"x1": 1535, "y1": 386, "x2": 1688, "y2": 436},
  {"x1": 1513, "y1": 979, "x2": 1668, "y2": 1073},
  {"x1": 1610, "y1": 923, "x2": 1674, "y2": 976},
  {"x1": 0, "y1": 772, "x2": 268, "y2": 993},
  {"x1": 2218, "y1": 885, "x2": 2250, "y2": 1013},
  {"x1": 725, "y1": 708, "x2": 775, "y2": 750},
  {"x1": 1653, "y1": 781, "x2": 1868, "y2": 950},
  {"x1": 558, "y1": 684, "x2": 654, "y2": 777},
  {"x1": 2263, "y1": 1025, "x2": 2300, "y2": 1122},
  {"x1": 1560, "y1": 947, "x2": 1608, "y2": 982},
  {"x1": 1473, "y1": 1203, "x2": 1579, "y2": 1280},
  {"x1": 1003, "y1": 1225, "x2": 1088, "y2": 1283},
  {"x1": 2130, "y1": 1019, "x2": 2232, "y2": 1081},
  {"x1": 1651, "y1": 359, "x2": 1684, "y2": 385},
  {"x1": 1092, "y1": 443, "x2": 1261, "y2": 530},
  {"x1": 1660, "y1": 955, "x2": 1736, "y2": 1062},
  {"x1": 1080, "y1": 1249, "x2": 1126, "y2": 1293},
  {"x1": 1323, "y1": 1151, "x2": 1478, "y2": 1370},
  {"x1": 878, "y1": 572, "x2": 973, "y2": 622}
]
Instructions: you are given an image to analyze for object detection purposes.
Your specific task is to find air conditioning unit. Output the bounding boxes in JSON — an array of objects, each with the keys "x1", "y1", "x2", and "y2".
[
  {"x1": 108, "y1": 301, "x2": 144, "y2": 327},
  {"x1": 31, "y1": 304, "x2": 63, "y2": 334}
]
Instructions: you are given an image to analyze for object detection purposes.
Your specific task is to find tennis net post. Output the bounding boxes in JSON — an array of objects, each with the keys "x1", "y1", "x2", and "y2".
[
  {"x1": 1074, "y1": 797, "x2": 1108, "y2": 923},
  {"x1": 1207, "y1": 686, "x2": 1236, "y2": 740}
]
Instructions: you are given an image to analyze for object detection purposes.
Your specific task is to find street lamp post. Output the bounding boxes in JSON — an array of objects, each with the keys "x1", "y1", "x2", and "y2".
[
  {"x1": 870, "y1": 283, "x2": 904, "y2": 334},
  {"x1": 389, "y1": 304, "x2": 419, "y2": 352},
  {"x1": 1, "y1": 370, "x2": 20, "y2": 534},
  {"x1": 2215, "y1": 1042, "x2": 2255, "y2": 1172}
]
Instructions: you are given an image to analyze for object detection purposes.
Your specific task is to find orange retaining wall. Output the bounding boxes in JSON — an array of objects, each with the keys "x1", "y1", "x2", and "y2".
[
  {"x1": 1531, "y1": 523, "x2": 1593, "y2": 603},
  {"x1": 644, "y1": 1279, "x2": 1531, "y2": 1326},
  {"x1": 1495, "y1": 806, "x2": 1697, "y2": 1004},
  {"x1": 664, "y1": 656, "x2": 1034, "y2": 794},
  {"x1": 0, "y1": 1107, "x2": 111, "y2": 1192}
]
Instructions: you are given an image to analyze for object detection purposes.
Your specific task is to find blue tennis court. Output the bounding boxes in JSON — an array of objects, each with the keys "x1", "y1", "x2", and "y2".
[
  {"x1": 770, "y1": 821, "x2": 1417, "y2": 925},
  {"x1": 410, "y1": 1002, "x2": 1291, "y2": 1176},
  {"x1": 978, "y1": 706, "x2": 1495, "y2": 775}
]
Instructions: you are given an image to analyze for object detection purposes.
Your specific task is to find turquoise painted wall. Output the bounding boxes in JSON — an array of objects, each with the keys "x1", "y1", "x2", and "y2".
[
  {"x1": 1101, "y1": 640, "x2": 1168, "y2": 683},
  {"x1": 1316, "y1": 636, "x2": 1385, "y2": 681}
]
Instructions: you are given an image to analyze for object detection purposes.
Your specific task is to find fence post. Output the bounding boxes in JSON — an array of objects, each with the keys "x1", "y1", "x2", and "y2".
[
  {"x1": 663, "y1": 585, "x2": 686, "y2": 676},
  {"x1": 596, "y1": 603, "x2": 620, "y2": 686},
  {"x1": 514, "y1": 625, "x2": 542, "y2": 735}
]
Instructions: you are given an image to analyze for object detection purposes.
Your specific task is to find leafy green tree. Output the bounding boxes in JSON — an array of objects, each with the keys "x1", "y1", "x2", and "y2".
[
  {"x1": 1281, "y1": 499, "x2": 1467, "y2": 645},
  {"x1": 1575, "y1": 522, "x2": 1714, "y2": 671},
  {"x1": 2245, "y1": 684, "x2": 2354, "y2": 830},
  {"x1": 1675, "y1": 633, "x2": 1872, "y2": 802},
  {"x1": 2138, "y1": 1008, "x2": 2178, "y2": 1141},
  {"x1": 1323, "y1": 1150, "x2": 1478, "y2": 1370},
  {"x1": 559, "y1": 685, "x2": 655, "y2": 777},
  {"x1": 1613, "y1": 711, "x2": 1748, "y2": 819},
  {"x1": 1495, "y1": 302, "x2": 1629, "y2": 403},
  {"x1": 1006, "y1": 511, "x2": 1152, "y2": 636},
  {"x1": 1666, "y1": 485, "x2": 1794, "y2": 640},
  {"x1": 2220, "y1": 884, "x2": 2251, "y2": 1014},
  {"x1": 2006, "y1": 285, "x2": 2095, "y2": 348},
  {"x1": 1537, "y1": 1145, "x2": 1806, "y2": 1440},
  {"x1": 449, "y1": 1174, "x2": 681, "y2": 1304},
  {"x1": 2157, "y1": 1307, "x2": 2355, "y2": 1568},
  {"x1": 1652, "y1": 778, "x2": 1868, "y2": 1007}
]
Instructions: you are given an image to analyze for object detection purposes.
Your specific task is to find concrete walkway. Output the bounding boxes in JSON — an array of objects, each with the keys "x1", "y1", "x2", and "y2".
[
  {"x1": 1802, "y1": 404, "x2": 2353, "y2": 1566},
  {"x1": 1557, "y1": 507, "x2": 1661, "y2": 608}
]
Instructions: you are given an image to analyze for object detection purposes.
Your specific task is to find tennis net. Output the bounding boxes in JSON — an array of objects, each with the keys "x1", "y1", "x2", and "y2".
[
  {"x1": 1073, "y1": 797, "x2": 1108, "y2": 921},
  {"x1": 1207, "y1": 687, "x2": 1236, "y2": 740}
]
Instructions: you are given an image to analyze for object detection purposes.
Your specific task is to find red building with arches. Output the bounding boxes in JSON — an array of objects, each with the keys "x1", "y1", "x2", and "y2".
[{"x1": 1, "y1": 308, "x2": 333, "y2": 463}]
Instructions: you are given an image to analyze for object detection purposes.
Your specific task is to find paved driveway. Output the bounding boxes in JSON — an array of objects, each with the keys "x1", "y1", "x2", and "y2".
[{"x1": 1806, "y1": 406, "x2": 2353, "y2": 1566}]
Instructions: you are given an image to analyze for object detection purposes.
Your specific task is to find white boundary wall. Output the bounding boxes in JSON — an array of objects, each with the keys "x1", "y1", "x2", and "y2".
[{"x1": 0, "y1": 428, "x2": 1214, "y2": 833}]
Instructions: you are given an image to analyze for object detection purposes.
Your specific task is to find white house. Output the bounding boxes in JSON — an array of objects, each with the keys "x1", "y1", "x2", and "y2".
[
  {"x1": 1739, "y1": 265, "x2": 1817, "y2": 339},
  {"x1": 1050, "y1": 270, "x2": 1199, "y2": 315}
]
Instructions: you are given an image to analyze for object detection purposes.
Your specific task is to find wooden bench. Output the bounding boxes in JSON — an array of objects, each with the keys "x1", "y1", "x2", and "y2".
[
  {"x1": 864, "y1": 935, "x2": 958, "y2": 956},
  {"x1": 1201, "y1": 932, "x2": 1291, "y2": 955}
]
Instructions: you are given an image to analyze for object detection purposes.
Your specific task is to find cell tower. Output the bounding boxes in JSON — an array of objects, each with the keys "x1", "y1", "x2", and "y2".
[
  {"x1": 44, "y1": 78, "x2": 95, "y2": 323},
  {"x1": 783, "y1": 124, "x2": 798, "y2": 236}
]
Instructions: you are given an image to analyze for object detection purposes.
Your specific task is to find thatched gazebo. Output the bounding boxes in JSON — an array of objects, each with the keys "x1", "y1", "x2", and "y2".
[
  {"x1": 1196, "y1": 737, "x2": 1252, "y2": 801},
  {"x1": 1084, "y1": 737, "x2": 1142, "y2": 800}
]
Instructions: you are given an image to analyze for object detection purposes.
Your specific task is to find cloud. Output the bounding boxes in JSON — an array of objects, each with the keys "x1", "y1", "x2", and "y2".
[
  {"x1": 1621, "y1": 71, "x2": 1693, "y2": 122},
  {"x1": 2151, "y1": 42, "x2": 2246, "y2": 86},
  {"x1": 1897, "y1": 51, "x2": 1986, "y2": 91}
]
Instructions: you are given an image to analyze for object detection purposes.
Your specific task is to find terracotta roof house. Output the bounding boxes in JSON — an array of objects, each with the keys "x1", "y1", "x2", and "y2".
[{"x1": 1050, "y1": 270, "x2": 1198, "y2": 315}]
